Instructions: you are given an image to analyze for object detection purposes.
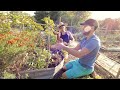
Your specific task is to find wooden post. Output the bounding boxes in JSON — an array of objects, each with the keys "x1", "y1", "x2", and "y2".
[
  {"x1": 116, "y1": 68, "x2": 120, "y2": 78},
  {"x1": 23, "y1": 24, "x2": 24, "y2": 31},
  {"x1": 48, "y1": 35, "x2": 50, "y2": 51},
  {"x1": 59, "y1": 17, "x2": 61, "y2": 23},
  {"x1": 71, "y1": 19, "x2": 72, "y2": 26}
]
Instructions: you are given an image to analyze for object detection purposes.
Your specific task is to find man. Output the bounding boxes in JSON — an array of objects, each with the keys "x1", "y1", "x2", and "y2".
[
  {"x1": 52, "y1": 22, "x2": 75, "y2": 63},
  {"x1": 53, "y1": 22, "x2": 74, "y2": 46},
  {"x1": 52, "y1": 19, "x2": 101, "y2": 79}
]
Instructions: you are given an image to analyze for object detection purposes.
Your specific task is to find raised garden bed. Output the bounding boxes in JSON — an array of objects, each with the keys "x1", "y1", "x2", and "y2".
[
  {"x1": 19, "y1": 59, "x2": 64, "y2": 79},
  {"x1": 95, "y1": 53, "x2": 120, "y2": 78}
]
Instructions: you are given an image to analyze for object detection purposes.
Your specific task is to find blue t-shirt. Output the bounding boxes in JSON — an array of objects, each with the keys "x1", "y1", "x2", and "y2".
[{"x1": 79, "y1": 34, "x2": 101, "y2": 69}]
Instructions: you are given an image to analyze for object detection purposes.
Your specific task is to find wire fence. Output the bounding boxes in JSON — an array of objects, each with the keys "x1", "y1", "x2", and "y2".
[
  {"x1": 95, "y1": 30, "x2": 120, "y2": 48},
  {"x1": 71, "y1": 27, "x2": 120, "y2": 48}
]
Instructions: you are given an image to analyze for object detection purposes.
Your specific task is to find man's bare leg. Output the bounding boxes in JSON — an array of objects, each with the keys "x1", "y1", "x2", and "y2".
[
  {"x1": 62, "y1": 72, "x2": 68, "y2": 79},
  {"x1": 53, "y1": 66, "x2": 67, "y2": 79}
]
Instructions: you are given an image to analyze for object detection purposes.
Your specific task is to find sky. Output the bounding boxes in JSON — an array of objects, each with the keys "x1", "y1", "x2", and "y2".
[
  {"x1": 25, "y1": 11, "x2": 120, "y2": 20},
  {"x1": 90, "y1": 11, "x2": 120, "y2": 20},
  {"x1": 23, "y1": 11, "x2": 35, "y2": 16},
  {"x1": 16, "y1": 11, "x2": 120, "y2": 20}
]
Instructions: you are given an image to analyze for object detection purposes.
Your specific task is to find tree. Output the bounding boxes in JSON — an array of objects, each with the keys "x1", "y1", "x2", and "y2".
[
  {"x1": 0, "y1": 11, "x2": 44, "y2": 33},
  {"x1": 99, "y1": 18, "x2": 120, "y2": 30},
  {"x1": 34, "y1": 11, "x2": 61, "y2": 23},
  {"x1": 49, "y1": 11, "x2": 61, "y2": 22},
  {"x1": 60, "y1": 11, "x2": 91, "y2": 27},
  {"x1": 9, "y1": 11, "x2": 23, "y2": 14},
  {"x1": 34, "y1": 11, "x2": 91, "y2": 27}
]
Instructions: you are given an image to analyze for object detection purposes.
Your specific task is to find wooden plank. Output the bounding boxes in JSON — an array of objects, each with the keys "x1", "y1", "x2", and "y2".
[
  {"x1": 20, "y1": 68, "x2": 55, "y2": 79},
  {"x1": 34, "y1": 75, "x2": 53, "y2": 79},
  {"x1": 106, "y1": 48, "x2": 120, "y2": 52},
  {"x1": 96, "y1": 53, "x2": 120, "y2": 78},
  {"x1": 116, "y1": 68, "x2": 120, "y2": 78},
  {"x1": 98, "y1": 30, "x2": 120, "y2": 32},
  {"x1": 53, "y1": 59, "x2": 64, "y2": 76},
  {"x1": 94, "y1": 63, "x2": 115, "y2": 79},
  {"x1": 19, "y1": 59, "x2": 64, "y2": 79},
  {"x1": 100, "y1": 47, "x2": 120, "y2": 52},
  {"x1": 101, "y1": 41, "x2": 120, "y2": 43}
]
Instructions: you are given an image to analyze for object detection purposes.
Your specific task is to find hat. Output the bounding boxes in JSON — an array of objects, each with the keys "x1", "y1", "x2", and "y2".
[
  {"x1": 80, "y1": 19, "x2": 99, "y2": 30},
  {"x1": 58, "y1": 22, "x2": 65, "y2": 28}
]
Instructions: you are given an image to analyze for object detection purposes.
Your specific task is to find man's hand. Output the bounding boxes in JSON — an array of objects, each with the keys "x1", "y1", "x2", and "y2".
[
  {"x1": 51, "y1": 43, "x2": 65, "y2": 50},
  {"x1": 63, "y1": 42, "x2": 68, "y2": 46},
  {"x1": 59, "y1": 38, "x2": 63, "y2": 43},
  {"x1": 53, "y1": 31, "x2": 59, "y2": 35},
  {"x1": 56, "y1": 43, "x2": 65, "y2": 50}
]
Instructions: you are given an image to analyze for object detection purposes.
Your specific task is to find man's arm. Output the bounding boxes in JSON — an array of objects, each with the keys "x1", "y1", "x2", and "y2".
[
  {"x1": 70, "y1": 34, "x2": 74, "y2": 41},
  {"x1": 68, "y1": 31, "x2": 74, "y2": 41},
  {"x1": 62, "y1": 46, "x2": 90, "y2": 58},
  {"x1": 70, "y1": 43, "x2": 81, "y2": 50},
  {"x1": 62, "y1": 39, "x2": 98, "y2": 58},
  {"x1": 51, "y1": 42, "x2": 90, "y2": 58},
  {"x1": 56, "y1": 32, "x2": 63, "y2": 42}
]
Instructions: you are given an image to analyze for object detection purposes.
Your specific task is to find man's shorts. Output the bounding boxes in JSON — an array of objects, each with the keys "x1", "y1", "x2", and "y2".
[{"x1": 65, "y1": 59, "x2": 94, "y2": 79}]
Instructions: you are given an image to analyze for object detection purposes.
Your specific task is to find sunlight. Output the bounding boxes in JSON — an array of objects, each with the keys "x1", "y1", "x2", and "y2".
[
  {"x1": 90, "y1": 11, "x2": 120, "y2": 20},
  {"x1": 23, "y1": 11, "x2": 35, "y2": 16}
]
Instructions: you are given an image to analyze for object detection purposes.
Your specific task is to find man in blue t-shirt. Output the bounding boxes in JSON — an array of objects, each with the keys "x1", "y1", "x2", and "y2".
[{"x1": 52, "y1": 19, "x2": 101, "y2": 79}]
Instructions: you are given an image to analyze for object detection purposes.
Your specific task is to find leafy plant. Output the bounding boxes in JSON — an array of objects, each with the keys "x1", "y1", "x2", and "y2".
[
  {"x1": 2, "y1": 70, "x2": 16, "y2": 79},
  {"x1": 0, "y1": 13, "x2": 58, "y2": 78}
]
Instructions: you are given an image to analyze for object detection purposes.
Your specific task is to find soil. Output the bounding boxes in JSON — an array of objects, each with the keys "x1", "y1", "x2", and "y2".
[{"x1": 94, "y1": 64, "x2": 115, "y2": 79}]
